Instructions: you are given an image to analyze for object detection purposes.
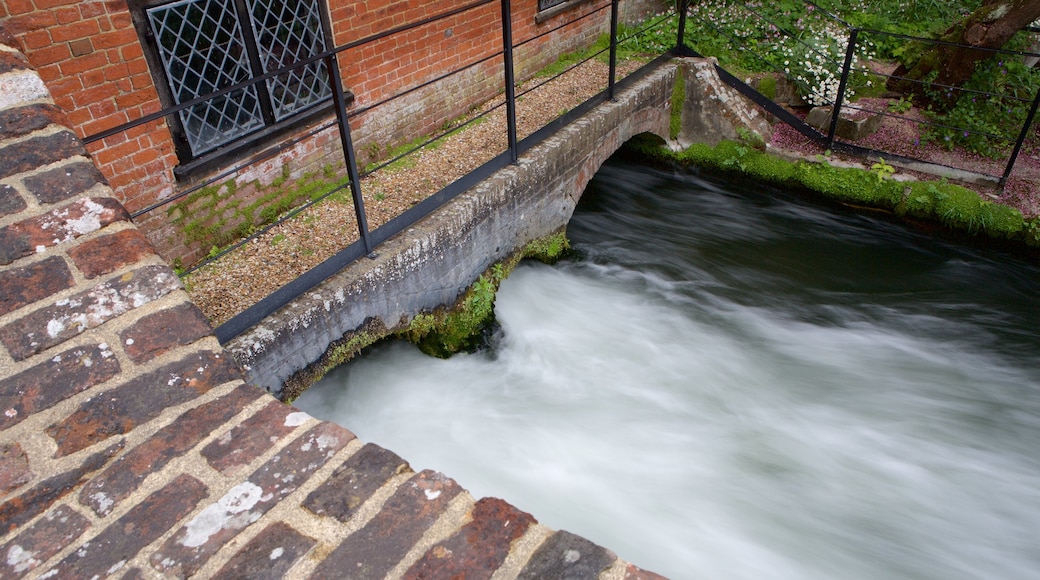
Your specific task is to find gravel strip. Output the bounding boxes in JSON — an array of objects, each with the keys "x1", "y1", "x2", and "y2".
[{"x1": 186, "y1": 59, "x2": 644, "y2": 327}]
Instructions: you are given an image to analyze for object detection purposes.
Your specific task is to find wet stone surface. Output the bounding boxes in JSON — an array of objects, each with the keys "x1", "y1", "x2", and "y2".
[
  {"x1": 303, "y1": 442, "x2": 411, "y2": 522},
  {"x1": 312, "y1": 470, "x2": 463, "y2": 580}
]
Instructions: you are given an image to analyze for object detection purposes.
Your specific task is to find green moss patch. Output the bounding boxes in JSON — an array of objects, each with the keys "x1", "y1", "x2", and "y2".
[{"x1": 623, "y1": 137, "x2": 1039, "y2": 251}]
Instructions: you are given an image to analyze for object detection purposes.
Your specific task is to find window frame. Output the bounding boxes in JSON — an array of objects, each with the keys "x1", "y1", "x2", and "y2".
[
  {"x1": 535, "y1": 0, "x2": 599, "y2": 23},
  {"x1": 129, "y1": 0, "x2": 344, "y2": 179}
]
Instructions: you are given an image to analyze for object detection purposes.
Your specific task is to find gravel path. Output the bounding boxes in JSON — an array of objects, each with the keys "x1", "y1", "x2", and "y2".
[{"x1": 186, "y1": 59, "x2": 643, "y2": 327}]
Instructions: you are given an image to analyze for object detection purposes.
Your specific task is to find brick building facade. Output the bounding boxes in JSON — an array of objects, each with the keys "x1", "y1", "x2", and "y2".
[{"x1": 1, "y1": 0, "x2": 666, "y2": 267}]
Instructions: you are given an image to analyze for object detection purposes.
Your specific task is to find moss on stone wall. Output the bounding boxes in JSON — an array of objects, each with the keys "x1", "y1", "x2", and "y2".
[
  {"x1": 670, "y1": 71, "x2": 685, "y2": 140},
  {"x1": 624, "y1": 136, "x2": 1040, "y2": 252},
  {"x1": 169, "y1": 164, "x2": 349, "y2": 264},
  {"x1": 399, "y1": 229, "x2": 572, "y2": 359}
]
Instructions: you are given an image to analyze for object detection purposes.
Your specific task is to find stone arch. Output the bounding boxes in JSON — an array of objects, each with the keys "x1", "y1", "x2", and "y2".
[{"x1": 567, "y1": 106, "x2": 673, "y2": 213}]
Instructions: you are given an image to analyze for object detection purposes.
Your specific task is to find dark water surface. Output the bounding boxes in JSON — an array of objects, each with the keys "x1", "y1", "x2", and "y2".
[{"x1": 298, "y1": 159, "x2": 1040, "y2": 579}]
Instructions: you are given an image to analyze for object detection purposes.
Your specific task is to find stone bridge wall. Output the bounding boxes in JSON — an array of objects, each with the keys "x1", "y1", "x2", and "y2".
[{"x1": 227, "y1": 63, "x2": 679, "y2": 398}]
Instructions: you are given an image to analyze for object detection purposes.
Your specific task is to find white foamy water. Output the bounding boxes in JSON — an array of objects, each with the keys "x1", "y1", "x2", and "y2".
[{"x1": 297, "y1": 162, "x2": 1040, "y2": 579}]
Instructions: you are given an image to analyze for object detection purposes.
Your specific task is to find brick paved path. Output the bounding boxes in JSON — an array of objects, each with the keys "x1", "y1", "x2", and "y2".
[{"x1": 0, "y1": 39, "x2": 665, "y2": 579}]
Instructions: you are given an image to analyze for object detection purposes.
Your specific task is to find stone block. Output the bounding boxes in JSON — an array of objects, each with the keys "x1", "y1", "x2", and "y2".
[
  {"x1": 22, "y1": 161, "x2": 105, "y2": 205},
  {"x1": 806, "y1": 105, "x2": 882, "y2": 141},
  {"x1": 403, "y1": 497, "x2": 536, "y2": 580},
  {"x1": 0, "y1": 343, "x2": 120, "y2": 431},
  {"x1": 45, "y1": 474, "x2": 208, "y2": 579},
  {"x1": 311, "y1": 470, "x2": 463, "y2": 579},
  {"x1": 0, "y1": 255, "x2": 74, "y2": 317},
  {"x1": 0, "y1": 505, "x2": 91, "y2": 578},
  {"x1": 45, "y1": 350, "x2": 239, "y2": 457},
  {"x1": 150, "y1": 422, "x2": 353, "y2": 577},
  {"x1": 118, "y1": 301, "x2": 212, "y2": 363},
  {"x1": 78, "y1": 384, "x2": 260, "y2": 516},
  {"x1": 0, "y1": 197, "x2": 128, "y2": 266},
  {"x1": 517, "y1": 530, "x2": 616, "y2": 579},
  {"x1": 0, "y1": 264, "x2": 181, "y2": 361},
  {"x1": 303, "y1": 442, "x2": 411, "y2": 522},
  {"x1": 200, "y1": 400, "x2": 307, "y2": 476},
  {"x1": 212, "y1": 522, "x2": 316, "y2": 579}
]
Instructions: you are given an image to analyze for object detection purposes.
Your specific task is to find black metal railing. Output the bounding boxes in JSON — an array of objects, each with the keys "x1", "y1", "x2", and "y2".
[{"x1": 84, "y1": 0, "x2": 680, "y2": 344}]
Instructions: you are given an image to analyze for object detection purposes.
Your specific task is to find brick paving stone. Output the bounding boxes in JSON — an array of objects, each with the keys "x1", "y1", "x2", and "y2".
[
  {"x1": 0, "y1": 264, "x2": 180, "y2": 360},
  {"x1": 68, "y1": 228, "x2": 155, "y2": 280},
  {"x1": 0, "y1": 442, "x2": 121, "y2": 534},
  {"x1": 79, "y1": 384, "x2": 261, "y2": 516},
  {"x1": 624, "y1": 563, "x2": 669, "y2": 579},
  {"x1": 0, "y1": 504, "x2": 90, "y2": 578},
  {"x1": 212, "y1": 521, "x2": 317, "y2": 579},
  {"x1": 150, "y1": 422, "x2": 354, "y2": 577},
  {"x1": 302, "y1": 442, "x2": 411, "y2": 522},
  {"x1": 517, "y1": 530, "x2": 617, "y2": 580},
  {"x1": 200, "y1": 400, "x2": 307, "y2": 477},
  {"x1": 0, "y1": 343, "x2": 119, "y2": 431},
  {"x1": 309, "y1": 469, "x2": 464, "y2": 580},
  {"x1": 0, "y1": 255, "x2": 74, "y2": 317},
  {"x1": 22, "y1": 161, "x2": 105, "y2": 205},
  {"x1": 44, "y1": 474, "x2": 208, "y2": 579},
  {"x1": 0, "y1": 104, "x2": 67, "y2": 141},
  {"x1": 0, "y1": 130, "x2": 85, "y2": 181},
  {"x1": 45, "y1": 350, "x2": 239, "y2": 457},
  {"x1": 0, "y1": 196, "x2": 128, "y2": 266},
  {"x1": 119, "y1": 301, "x2": 213, "y2": 364},
  {"x1": 0, "y1": 443, "x2": 33, "y2": 494},
  {"x1": 0, "y1": 183, "x2": 26, "y2": 217},
  {"x1": 403, "y1": 497, "x2": 537, "y2": 580}
]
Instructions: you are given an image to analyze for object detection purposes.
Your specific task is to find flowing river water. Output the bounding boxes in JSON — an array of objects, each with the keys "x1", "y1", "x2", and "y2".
[{"x1": 296, "y1": 158, "x2": 1040, "y2": 579}]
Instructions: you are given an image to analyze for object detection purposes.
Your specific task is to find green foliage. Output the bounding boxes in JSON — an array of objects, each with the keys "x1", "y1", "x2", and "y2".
[
  {"x1": 921, "y1": 51, "x2": 1040, "y2": 158},
  {"x1": 631, "y1": 138, "x2": 1030, "y2": 245},
  {"x1": 670, "y1": 73, "x2": 685, "y2": 140},
  {"x1": 406, "y1": 271, "x2": 499, "y2": 358},
  {"x1": 888, "y1": 94, "x2": 914, "y2": 113},
  {"x1": 397, "y1": 231, "x2": 572, "y2": 359},
  {"x1": 870, "y1": 157, "x2": 894, "y2": 182},
  {"x1": 756, "y1": 75, "x2": 778, "y2": 100}
]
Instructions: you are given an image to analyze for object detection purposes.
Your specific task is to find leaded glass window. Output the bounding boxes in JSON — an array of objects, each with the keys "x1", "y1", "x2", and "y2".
[
  {"x1": 538, "y1": 0, "x2": 571, "y2": 11},
  {"x1": 145, "y1": 0, "x2": 331, "y2": 158}
]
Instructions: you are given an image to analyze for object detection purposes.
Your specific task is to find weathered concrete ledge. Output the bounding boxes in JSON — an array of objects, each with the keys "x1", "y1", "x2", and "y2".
[{"x1": 227, "y1": 63, "x2": 678, "y2": 397}]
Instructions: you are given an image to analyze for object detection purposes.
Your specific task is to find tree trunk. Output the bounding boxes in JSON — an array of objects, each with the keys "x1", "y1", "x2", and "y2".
[{"x1": 887, "y1": 0, "x2": 1040, "y2": 105}]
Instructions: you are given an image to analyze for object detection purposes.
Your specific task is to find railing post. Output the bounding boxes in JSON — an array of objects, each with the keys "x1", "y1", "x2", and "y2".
[
  {"x1": 501, "y1": 0, "x2": 518, "y2": 163},
  {"x1": 608, "y1": 0, "x2": 619, "y2": 100},
  {"x1": 1001, "y1": 84, "x2": 1040, "y2": 187},
  {"x1": 827, "y1": 27, "x2": 859, "y2": 147},
  {"x1": 325, "y1": 54, "x2": 374, "y2": 255},
  {"x1": 675, "y1": 0, "x2": 689, "y2": 53}
]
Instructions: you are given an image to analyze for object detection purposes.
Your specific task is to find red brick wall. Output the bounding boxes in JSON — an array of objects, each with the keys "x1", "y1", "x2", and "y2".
[{"x1": 1, "y1": 0, "x2": 666, "y2": 267}]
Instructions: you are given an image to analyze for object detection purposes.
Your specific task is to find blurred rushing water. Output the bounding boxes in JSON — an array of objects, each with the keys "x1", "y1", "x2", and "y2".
[{"x1": 297, "y1": 159, "x2": 1040, "y2": 579}]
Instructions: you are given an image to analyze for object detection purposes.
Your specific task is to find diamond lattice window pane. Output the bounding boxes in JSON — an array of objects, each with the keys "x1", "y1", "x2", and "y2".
[
  {"x1": 246, "y1": 0, "x2": 332, "y2": 120},
  {"x1": 148, "y1": 0, "x2": 264, "y2": 155}
]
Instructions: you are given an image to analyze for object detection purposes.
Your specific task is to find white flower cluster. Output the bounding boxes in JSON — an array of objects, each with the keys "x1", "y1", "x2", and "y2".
[{"x1": 777, "y1": 22, "x2": 877, "y2": 106}]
